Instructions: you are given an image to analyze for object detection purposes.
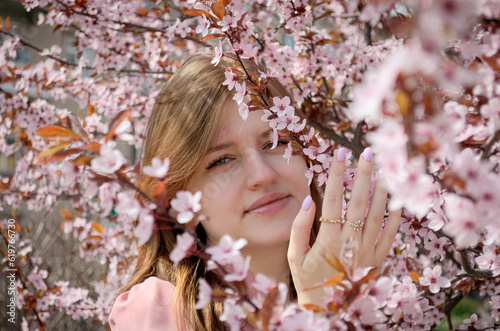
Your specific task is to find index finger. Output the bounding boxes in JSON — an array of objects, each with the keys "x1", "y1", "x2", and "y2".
[{"x1": 316, "y1": 148, "x2": 347, "y2": 242}]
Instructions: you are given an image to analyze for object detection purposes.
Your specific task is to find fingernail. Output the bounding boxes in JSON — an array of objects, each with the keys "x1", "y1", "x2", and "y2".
[
  {"x1": 337, "y1": 147, "x2": 346, "y2": 162},
  {"x1": 301, "y1": 195, "x2": 312, "y2": 211},
  {"x1": 363, "y1": 147, "x2": 372, "y2": 162},
  {"x1": 378, "y1": 168, "x2": 384, "y2": 179}
]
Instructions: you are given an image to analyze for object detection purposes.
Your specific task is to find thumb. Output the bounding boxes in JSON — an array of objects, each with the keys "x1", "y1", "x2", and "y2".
[{"x1": 288, "y1": 195, "x2": 316, "y2": 267}]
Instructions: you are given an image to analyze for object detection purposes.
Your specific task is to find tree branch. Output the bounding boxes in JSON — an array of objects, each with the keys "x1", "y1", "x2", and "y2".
[
  {"x1": 480, "y1": 129, "x2": 500, "y2": 160},
  {"x1": 458, "y1": 249, "x2": 493, "y2": 279}
]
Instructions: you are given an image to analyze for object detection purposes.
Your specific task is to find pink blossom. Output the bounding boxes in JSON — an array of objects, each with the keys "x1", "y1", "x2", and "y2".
[
  {"x1": 303, "y1": 143, "x2": 328, "y2": 160},
  {"x1": 220, "y1": 14, "x2": 240, "y2": 32},
  {"x1": 205, "y1": 234, "x2": 247, "y2": 265},
  {"x1": 114, "y1": 191, "x2": 142, "y2": 220},
  {"x1": 366, "y1": 276, "x2": 393, "y2": 308},
  {"x1": 283, "y1": 142, "x2": 293, "y2": 164},
  {"x1": 222, "y1": 68, "x2": 239, "y2": 91},
  {"x1": 491, "y1": 295, "x2": 500, "y2": 321},
  {"x1": 223, "y1": 255, "x2": 250, "y2": 282},
  {"x1": 27, "y1": 267, "x2": 48, "y2": 291},
  {"x1": 424, "y1": 235, "x2": 450, "y2": 261},
  {"x1": 475, "y1": 245, "x2": 498, "y2": 271},
  {"x1": 459, "y1": 313, "x2": 482, "y2": 330},
  {"x1": 279, "y1": 309, "x2": 331, "y2": 331},
  {"x1": 219, "y1": 298, "x2": 246, "y2": 331},
  {"x1": 195, "y1": 278, "x2": 212, "y2": 309},
  {"x1": 251, "y1": 273, "x2": 276, "y2": 294},
  {"x1": 270, "y1": 96, "x2": 294, "y2": 117},
  {"x1": 346, "y1": 296, "x2": 386, "y2": 325},
  {"x1": 142, "y1": 156, "x2": 170, "y2": 179},
  {"x1": 238, "y1": 102, "x2": 249, "y2": 121},
  {"x1": 211, "y1": 41, "x2": 223, "y2": 66},
  {"x1": 443, "y1": 195, "x2": 482, "y2": 248},
  {"x1": 196, "y1": 15, "x2": 210, "y2": 37},
  {"x1": 170, "y1": 231, "x2": 195, "y2": 267},
  {"x1": 419, "y1": 265, "x2": 451, "y2": 293},
  {"x1": 134, "y1": 208, "x2": 155, "y2": 246},
  {"x1": 232, "y1": 81, "x2": 247, "y2": 105},
  {"x1": 170, "y1": 190, "x2": 202, "y2": 224},
  {"x1": 90, "y1": 144, "x2": 126, "y2": 174}
]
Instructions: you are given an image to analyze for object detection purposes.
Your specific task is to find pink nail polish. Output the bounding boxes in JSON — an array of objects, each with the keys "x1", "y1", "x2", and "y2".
[
  {"x1": 301, "y1": 195, "x2": 312, "y2": 211},
  {"x1": 363, "y1": 147, "x2": 372, "y2": 162},
  {"x1": 337, "y1": 147, "x2": 346, "y2": 162}
]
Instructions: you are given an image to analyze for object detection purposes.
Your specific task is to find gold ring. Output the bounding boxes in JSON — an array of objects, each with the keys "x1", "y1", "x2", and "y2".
[
  {"x1": 319, "y1": 217, "x2": 343, "y2": 224},
  {"x1": 346, "y1": 219, "x2": 365, "y2": 231}
]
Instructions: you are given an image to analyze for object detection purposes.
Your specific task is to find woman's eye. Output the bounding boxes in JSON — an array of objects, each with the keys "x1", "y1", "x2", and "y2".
[
  {"x1": 266, "y1": 140, "x2": 288, "y2": 149},
  {"x1": 207, "y1": 156, "x2": 231, "y2": 169}
]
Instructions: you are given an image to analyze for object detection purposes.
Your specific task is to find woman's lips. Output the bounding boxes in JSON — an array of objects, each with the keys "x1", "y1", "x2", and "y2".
[{"x1": 245, "y1": 194, "x2": 290, "y2": 216}]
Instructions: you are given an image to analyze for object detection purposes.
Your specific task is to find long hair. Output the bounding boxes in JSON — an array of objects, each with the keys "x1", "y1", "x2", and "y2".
[{"x1": 121, "y1": 54, "x2": 322, "y2": 330}]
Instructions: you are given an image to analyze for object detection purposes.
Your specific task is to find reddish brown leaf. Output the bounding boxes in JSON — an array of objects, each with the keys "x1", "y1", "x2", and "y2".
[
  {"x1": 211, "y1": 2, "x2": 225, "y2": 20},
  {"x1": 358, "y1": 267, "x2": 381, "y2": 283},
  {"x1": 201, "y1": 33, "x2": 225, "y2": 41},
  {"x1": 70, "y1": 155, "x2": 93, "y2": 166},
  {"x1": 36, "y1": 142, "x2": 71, "y2": 162},
  {"x1": 409, "y1": 272, "x2": 421, "y2": 282},
  {"x1": 406, "y1": 257, "x2": 422, "y2": 275},
  {"x1": 91, "y1": 223, "x2": 104, "y2": 233},
  {"x1": 60, "y1": 209, "x2": 72, "y2": 219},
  {"x1": 305, "y1": 272, "x2": 344, "y2": 292},
  {"x1": 325, "y1": 253, "x2": 344, "y2": 273},
  {"x1": 105, "y1": 108, "x2": 133, "y2": 143},
  {"x1": 36, "y1": 125, "x2": 82, "y2": 141},
  {"x1": 152, "y1": 181, "x2": 169, "y2": 208},
  {"x1": 260, "y1": 286, "x2": 280, "y2": 331},
  {"x1": 86, "y1": 142, "x2": 101, "y2": 154},
  {"x1": 302, "y1": 303, "x2": 325, "y2": 312},
  {"x1": 84, "y1": 235, "x2": 103, "y2": 242},
  {"x1": 396, "y1": 88, "x2": 411, "y2": 117},
  {"x1": 6, "y1": 16, "x2": 10, "y2": 29},
  {"x1": 182, "y1": 9, "x2": 214, "y2": 18},
  {"x1": 37, "y1": 148, "x2": 87, "y2": 165}
]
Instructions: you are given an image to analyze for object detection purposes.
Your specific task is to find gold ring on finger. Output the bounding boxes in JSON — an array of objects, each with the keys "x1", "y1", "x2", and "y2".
[
  {"x1": 345, "y1": 219, "x2": 365, "y2": 231},
  {"x1": 319, "y1": 216, "x2": 343, "y2": 224}
]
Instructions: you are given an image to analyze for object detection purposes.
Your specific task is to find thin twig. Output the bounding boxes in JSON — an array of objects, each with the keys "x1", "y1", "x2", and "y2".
[{"x1": 480, "y1": 129, "x2": 500, "y2": 160}]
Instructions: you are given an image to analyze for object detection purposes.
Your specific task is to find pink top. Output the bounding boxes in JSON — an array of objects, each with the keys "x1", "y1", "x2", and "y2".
[{"x1": 109, "y1": 277, "x2": 192, "y2": 331}]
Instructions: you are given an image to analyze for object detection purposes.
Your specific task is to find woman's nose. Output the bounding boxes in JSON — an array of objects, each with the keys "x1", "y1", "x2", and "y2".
[{"x1": 245, "y1": 151, "x2": 278, "y2": 190}]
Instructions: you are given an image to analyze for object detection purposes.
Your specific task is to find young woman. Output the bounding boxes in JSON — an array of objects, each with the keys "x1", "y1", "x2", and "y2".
[{"x1": 108, "y1": 54, "x2": 401, "y2": 330}]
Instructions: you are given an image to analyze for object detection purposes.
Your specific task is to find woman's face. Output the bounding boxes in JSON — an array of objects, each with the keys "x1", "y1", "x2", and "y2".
[{"x1": 186, "y1": 100, "x2": 310, "y2": 250}]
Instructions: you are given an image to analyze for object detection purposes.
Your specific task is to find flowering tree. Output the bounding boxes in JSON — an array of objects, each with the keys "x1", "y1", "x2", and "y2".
[{"x1": 1, "y1": 0, "x2": 500, "y2": 330}]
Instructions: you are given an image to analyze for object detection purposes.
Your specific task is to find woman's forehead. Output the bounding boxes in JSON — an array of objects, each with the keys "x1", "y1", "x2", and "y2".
[{"x1": 210, "y1": 102, "x2": 271, "y2": 149}]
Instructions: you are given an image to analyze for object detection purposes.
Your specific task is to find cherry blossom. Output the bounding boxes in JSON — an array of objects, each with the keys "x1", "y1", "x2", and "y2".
[
  {"x1": 170, "y1": 190, "x2": 202, "y2": 224},
  {"x1": 270, "y1": 96, "x2": 294, "y2": 117},
  {"x1": 142, "y1": 156, "x2": 170, "y2": 180},
  {"x1": 232, "y1": 81, "x2": 247, "y2": 105},
  {"x1": 90, "y1": 144, "x2": 127, "y2": 174},
  {"x1": 205, "y1": 235, "x2": 247, "y2": 265},
  {"x1": 211, "y1": 41, "x2": 224, "y2": 66},
  {"x1": 170, "y1": 231, "x2": 195, "y2": 267},
  {"x1": 2, "y1": 0, "x2": 500, "y2": 329},
  {"x1": 195, "y1": 278, "x2": 212, "y2": 309},
  {"x1": 222, "y1": 68, "x2": 239, "y2": 91},
  {"x1": 419, "y1": 266, "x2": 451, "y2": 294}
]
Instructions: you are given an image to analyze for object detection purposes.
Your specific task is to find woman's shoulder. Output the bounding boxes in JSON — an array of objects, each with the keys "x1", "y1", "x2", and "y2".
[{"x1": 109, "y1": 277, "x2": 183, "y2": 331}]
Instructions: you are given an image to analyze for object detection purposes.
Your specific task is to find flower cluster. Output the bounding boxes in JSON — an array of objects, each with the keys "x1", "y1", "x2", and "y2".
[{"x1": 1, "y1": 0, "x2": 500, "y2": 330}]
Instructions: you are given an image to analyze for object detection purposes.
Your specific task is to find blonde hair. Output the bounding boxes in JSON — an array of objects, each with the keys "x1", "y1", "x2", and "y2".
[{"x1": 121, "y1": 54, "x2": 322, "y2": 330}]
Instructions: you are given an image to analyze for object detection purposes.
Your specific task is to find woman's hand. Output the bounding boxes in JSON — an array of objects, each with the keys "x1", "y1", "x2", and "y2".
[{"x1": 288, "y1": 147, "x2": 402, "y2": 307}]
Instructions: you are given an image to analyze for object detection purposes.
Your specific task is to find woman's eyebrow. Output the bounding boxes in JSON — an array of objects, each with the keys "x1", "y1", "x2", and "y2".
[
  {"x1": 207, "y1": 129, "x2": 274, "y2": 154},
  {"x1": 261, "y1": 128, "x2": 273, "y2": 139},
  {"x1": 207, "y1": 142, "x2": 234, "y2": 154}
]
